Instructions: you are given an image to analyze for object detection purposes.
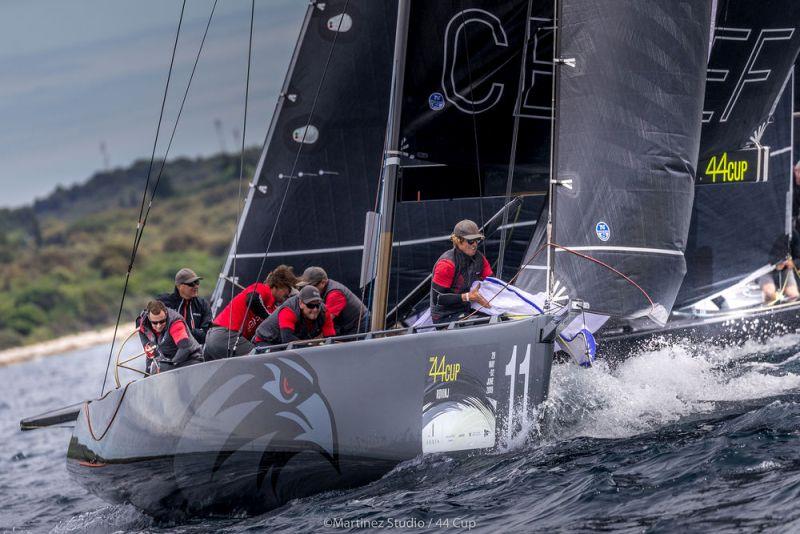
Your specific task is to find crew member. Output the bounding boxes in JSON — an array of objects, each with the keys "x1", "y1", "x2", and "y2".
[
  {"x1": 156, "y1": 267, "x2": 212, "y2": 343},
  {"x1": 253, "y1": 286, "x2": 335, "y2": 348},
  {"x1": 138, "y1": 300, "x2": 203, "y2": 374},
  {"x1": 761, "y1": 230, "x2": 800, "y2": 304},
  {"x1": 430, "y1": 219, "x2": 493, "y2": 324},
  {"x1": 298, "y1": 266, "x2": 369, "y2": 335},
  {"x1": 204, "y1": 265, "x2": 297, "y2": 359}
]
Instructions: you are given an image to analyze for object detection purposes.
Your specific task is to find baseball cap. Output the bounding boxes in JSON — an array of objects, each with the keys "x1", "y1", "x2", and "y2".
[
  {"x1": 298, "y1": 266, "x2": 328, "y2": 287},
  {"x1": 299, "y1": 285, "x2": 322, "y2": 305},
  {"x1": 453, "y1": 219, "x2": 484, "y2": 240},
  {"x1": 175, "y1": 268, "x2": 202, "y2": 285}
]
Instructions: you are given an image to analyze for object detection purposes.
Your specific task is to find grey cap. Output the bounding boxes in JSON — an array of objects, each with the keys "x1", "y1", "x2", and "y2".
[
  {"x1": 298, "y1": 266, "x2": 328, "y2": 287},
  {"x1": 299, "y1": 285, "x2": 322, "y2": 304},
  {"x1": 175, "y1": 267, "x2": 202, "y2": 285},
  {"x1": 453, "y1": 219, "x2": 484, "y2": 240}
]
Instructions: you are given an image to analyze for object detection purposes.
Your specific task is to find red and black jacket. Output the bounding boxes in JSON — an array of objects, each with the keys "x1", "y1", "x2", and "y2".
[
  {"x1": 138, "y1": 308, "x2": 203, "y2": 369},
  {"x1": 211, "y1": 282, "x2": 276, "y2": 340},
  {"x1": 429, "y1": 248, "x2": 492, "y2": 322}
]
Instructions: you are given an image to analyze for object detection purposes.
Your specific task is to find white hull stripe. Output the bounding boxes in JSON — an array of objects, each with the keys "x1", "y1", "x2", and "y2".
[
  {"x1": 556, "y1": 245, "x2": 683, "y2": 256},
  {"x1": 522, "y1": 265, "x2": 548, "y2": 270},
  {"x1": 231, "y1": 220, "x2": 538, "y2": 259}
]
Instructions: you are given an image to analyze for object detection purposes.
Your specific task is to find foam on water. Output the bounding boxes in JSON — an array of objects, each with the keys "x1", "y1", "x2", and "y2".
[{"x1": 543, "y1": 335, "x2": 800, "y2": 440}]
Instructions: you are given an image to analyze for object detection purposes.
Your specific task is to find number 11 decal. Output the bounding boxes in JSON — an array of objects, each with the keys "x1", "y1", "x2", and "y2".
[{"x1": 504, "y1": 343, "x2": 531, "y2": 440}]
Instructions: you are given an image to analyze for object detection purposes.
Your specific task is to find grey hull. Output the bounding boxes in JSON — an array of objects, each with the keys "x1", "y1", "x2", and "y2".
[{"x1": 67, "y1": 316, "x2": 554, "y2": 517}]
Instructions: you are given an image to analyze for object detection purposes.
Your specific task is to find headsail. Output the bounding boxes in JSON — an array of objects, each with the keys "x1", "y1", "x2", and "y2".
[{"x1": 515, "y1": 0, "x2": 712, "y2": 325}]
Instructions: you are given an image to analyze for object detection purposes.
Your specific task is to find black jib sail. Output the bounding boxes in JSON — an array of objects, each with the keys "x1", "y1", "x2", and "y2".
[
  {"x1": 516, "y1": 0, "x2": 712, "y2": 324},
  {"x1": 676, "y1": 0, "x2": 800, "y2": 307}
]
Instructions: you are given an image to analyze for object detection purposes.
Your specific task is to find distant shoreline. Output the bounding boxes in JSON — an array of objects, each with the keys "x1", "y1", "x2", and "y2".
[{"x1": 0, "y1": 324, "x2": 135, "y2": 367}]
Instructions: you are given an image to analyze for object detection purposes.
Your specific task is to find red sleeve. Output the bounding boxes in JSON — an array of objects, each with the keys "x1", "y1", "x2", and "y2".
[
  {"x1": 169, "y1": 321, "x2": 189, "y2": 343},
  {"x1": 322, "y1": 312, "x2": 336, "y2": 337},
  {"x1": 277, "y1": 307, "x2": 297, "y2": 331},
  {"x1": 480, "y1": 256, "x2": 493, "y2": 279},
  {"x1": 432, "y1": 259, "x2": 456, "y2": 287},
  {"x1": 325, "y1": 290, "x2": 347, "y2": 318}
]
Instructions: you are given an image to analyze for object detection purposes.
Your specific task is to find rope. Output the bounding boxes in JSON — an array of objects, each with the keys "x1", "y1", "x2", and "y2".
[
  {"x1": 85, "y1": 382, "x2": 131, "y2": 442},
  {"x1": 100, "y1": 1, "x2": 188, "y2": 396},
  {"x1": 459, "y1": 241, "x2": 655, "y2": 321}
]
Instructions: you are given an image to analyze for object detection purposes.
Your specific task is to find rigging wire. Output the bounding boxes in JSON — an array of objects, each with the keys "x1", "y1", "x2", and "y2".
[
  {"x1": 459, "y1": 241, "x2": 656, "y2": 322},
  {"x1": 228, "y1": 0, "x2": 256, "y2": 355},
  {"x1": 100, "y1": 0, "x2": 220, "y2": 395}
]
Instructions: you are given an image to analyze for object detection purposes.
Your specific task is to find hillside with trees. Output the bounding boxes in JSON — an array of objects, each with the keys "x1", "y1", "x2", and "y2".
[{"x1": 0, "y1": 149, "x2": 260, "y2": 350}]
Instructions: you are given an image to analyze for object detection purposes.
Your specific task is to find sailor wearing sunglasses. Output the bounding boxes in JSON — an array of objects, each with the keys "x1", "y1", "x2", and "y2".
[
  {"x1": 253, "y1": 286, "x2": 336, "y2": 348},
  {"x1": 430, "y1": 219, "x2": 493, "y2": 325}
]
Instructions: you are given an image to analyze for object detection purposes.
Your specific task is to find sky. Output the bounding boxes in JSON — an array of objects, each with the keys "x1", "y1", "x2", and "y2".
[{"x1": 0, "y1": 0, "x2": 307, "y2": 208}]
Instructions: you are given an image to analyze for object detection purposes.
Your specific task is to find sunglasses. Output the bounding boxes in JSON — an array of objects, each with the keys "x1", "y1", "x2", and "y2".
[
  {"x1": 151, "y1": 318, "x2": 167, "y2": 326},
  {"x1": 183, "y1": 281, "x2": 200, "y2": 287},
  {"x1": 463, "y1": 238, "x2": 482, "y2": 245},
  {"x1": 304, "y1": 302, "x2": 320, "y2": 309}
]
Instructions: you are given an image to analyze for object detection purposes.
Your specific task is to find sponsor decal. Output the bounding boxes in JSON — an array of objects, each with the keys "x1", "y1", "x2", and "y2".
[
  {"x1": 485, "y1": 352, "x2": 495, "y2": 395},
  {"x1": 428, "y1": 92, "x2": 445, "y2": 111},
  {"x1": 595, "y1": 221, "x2": 610, "y2": 242},
  {"x1": 428, "y1": 355, "x2": 461, "y2": 383}
]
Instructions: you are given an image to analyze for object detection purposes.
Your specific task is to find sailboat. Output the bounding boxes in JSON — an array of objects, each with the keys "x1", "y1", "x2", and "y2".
[{"x1": 22, "y1": 0, "x2": 713, "y2": 518}]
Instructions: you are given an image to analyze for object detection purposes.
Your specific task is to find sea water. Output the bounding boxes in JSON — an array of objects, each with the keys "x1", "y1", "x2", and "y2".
[{"x1": 3, "y1": 336, "x2": 800, "y2": 533}]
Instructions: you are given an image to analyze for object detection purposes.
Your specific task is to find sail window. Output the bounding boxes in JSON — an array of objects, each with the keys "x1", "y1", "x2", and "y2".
[
  {"x1": 292, "y1": 125, "x2": 319, "y2": 144},
  {"x1": 327, "y1": 14, "x2": 352, "y2": 33}
]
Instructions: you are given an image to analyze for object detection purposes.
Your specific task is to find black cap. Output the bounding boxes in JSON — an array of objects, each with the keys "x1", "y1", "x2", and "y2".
[{"x1": 299, "y1": 285, "x2": 322, "y2": 304}]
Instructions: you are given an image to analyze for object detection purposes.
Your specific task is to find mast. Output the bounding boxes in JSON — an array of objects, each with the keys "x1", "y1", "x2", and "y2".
[
  {"x1": 370, "y1": 0, "x2": 411, "y2": 331},
  {"x1": 544, "y1": 0, "x2": 562, "y2": 305}
]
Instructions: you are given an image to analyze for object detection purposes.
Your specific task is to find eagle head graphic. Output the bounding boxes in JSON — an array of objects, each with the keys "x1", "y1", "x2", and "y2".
[{"x1": 172, "y1": 354, "x2": 339, "y2": 510}]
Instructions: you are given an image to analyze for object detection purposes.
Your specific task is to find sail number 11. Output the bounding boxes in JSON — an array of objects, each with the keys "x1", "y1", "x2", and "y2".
[{"x1": 503, "y1": 344, "x2": 531, "y2": 440}]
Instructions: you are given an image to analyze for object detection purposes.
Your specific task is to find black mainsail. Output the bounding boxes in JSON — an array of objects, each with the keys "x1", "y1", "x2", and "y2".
[
  {"x1": 212, "y1": 0, "x2": 547, "y2": 314},
  {"x1": 211, "y1": 1, "x2": 396, "y2": 312},
  {"x1": 516, "y1": 0, "x2": 712, "y2": 325}
]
